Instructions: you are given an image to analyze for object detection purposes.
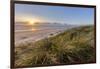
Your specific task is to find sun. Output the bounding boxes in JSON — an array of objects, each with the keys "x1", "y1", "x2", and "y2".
[{"x1": 28, "y1": 20, "x2": 35, "y2": 25}]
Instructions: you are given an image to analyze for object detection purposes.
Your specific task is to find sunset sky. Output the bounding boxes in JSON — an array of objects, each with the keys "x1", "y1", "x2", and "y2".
[{"x1": 15, "y1": 4, "x2": 94, "y2": 25}]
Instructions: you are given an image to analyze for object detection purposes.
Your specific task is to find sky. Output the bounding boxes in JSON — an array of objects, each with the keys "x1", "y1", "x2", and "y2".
[{"x1": 15, "y1": 4, "x2": 94, "y2": 25}]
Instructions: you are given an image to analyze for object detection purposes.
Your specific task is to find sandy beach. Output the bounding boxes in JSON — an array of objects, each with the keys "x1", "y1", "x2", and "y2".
[{"x1": 15, "y1": 22, "x2": 75, "y2": 46}]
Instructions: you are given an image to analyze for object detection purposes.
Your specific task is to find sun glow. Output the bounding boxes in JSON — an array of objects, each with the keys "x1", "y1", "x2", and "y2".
[
  {"x1": 15, "y1": 15, "x2": 43, "y2": 25},
  {"x1": 28, "y1": 20, "x2": 35, "y2": 25}
]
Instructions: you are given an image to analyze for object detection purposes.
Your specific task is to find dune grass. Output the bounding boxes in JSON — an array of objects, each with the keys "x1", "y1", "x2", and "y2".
[{"x1": 15, "y1": 25, "x2": 95, "y2": 67}]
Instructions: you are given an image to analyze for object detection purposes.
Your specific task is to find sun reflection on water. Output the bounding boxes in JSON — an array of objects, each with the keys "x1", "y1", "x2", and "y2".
[{"x1": 31, "y1": 28, "x2": 36, "y2": 31}]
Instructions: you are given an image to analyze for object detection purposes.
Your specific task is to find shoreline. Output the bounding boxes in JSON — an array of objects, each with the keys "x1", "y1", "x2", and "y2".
[{"x1": 15, "y1": 28, "x2": 67, "y2": 46}]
